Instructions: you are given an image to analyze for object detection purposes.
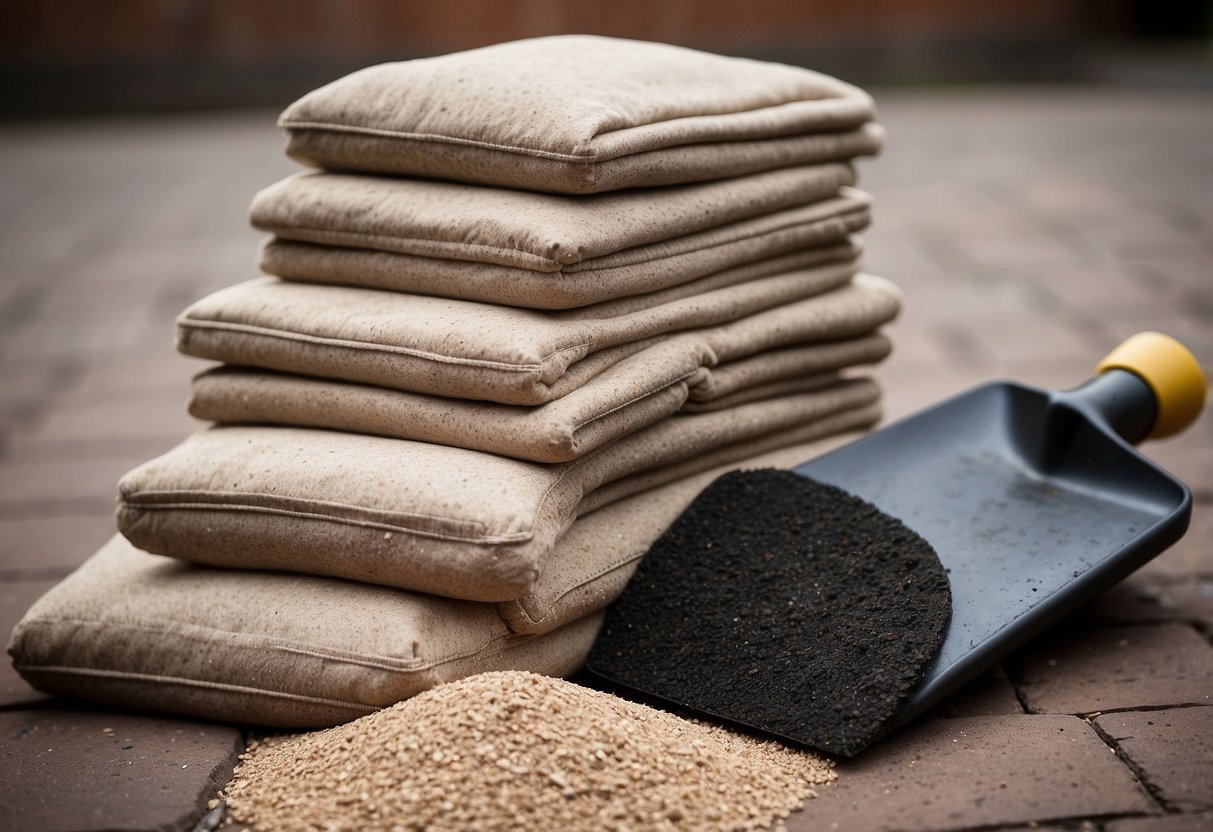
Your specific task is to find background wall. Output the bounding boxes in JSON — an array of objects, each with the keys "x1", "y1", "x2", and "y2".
[{"x1": 1, "y1": 0, "x2": 1210, "y2": 116}]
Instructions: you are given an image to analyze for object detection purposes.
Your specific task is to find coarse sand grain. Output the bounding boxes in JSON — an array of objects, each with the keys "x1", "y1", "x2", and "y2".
[{"x1": 223, "y1": 670, "x2": 835, "y2": 832}]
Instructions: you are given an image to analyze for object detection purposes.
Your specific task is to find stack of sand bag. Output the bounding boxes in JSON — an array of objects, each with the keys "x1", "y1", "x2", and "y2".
[{"x1": 9, "y1": 36, "x2": 902, "y2": 727}]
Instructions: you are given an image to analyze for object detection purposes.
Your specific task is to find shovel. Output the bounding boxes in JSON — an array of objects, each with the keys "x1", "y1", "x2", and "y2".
[
  {"x1": 799, "y1": 330, "x2": 1205, "y2": 729},
  {"x1": 589, "y1": 331, "x2": 1206, "y2": 747}
]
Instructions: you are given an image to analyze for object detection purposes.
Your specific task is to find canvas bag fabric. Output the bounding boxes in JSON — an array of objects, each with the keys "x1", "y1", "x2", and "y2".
[
  {"x1": 9, "y1": 535, "x2": 603, "y2": 729},
  {"x1": 249, "y1": 166, "x2": 870, "y2": 309},
  {"x1": 117, "y1": 383, "x2": 881, "y2": 602},
  {"x1": 10, "y1": 437, "x2": 850, "y2": 729},
  {"x1": 251, "y1": 163, "x2": 854, "y2": 273},
  {"x1": 177, "y1": 272, "x2": 900, "y2": 406},
  {"x1": 189, "y1": 333, "x2": 891, "y2": 463},
  {"x1": 257, "y1": 215, "x2": 868, "y2": 311},
  {"x1": 279, "y1": 35, "x2": 881, "y2": 194}
]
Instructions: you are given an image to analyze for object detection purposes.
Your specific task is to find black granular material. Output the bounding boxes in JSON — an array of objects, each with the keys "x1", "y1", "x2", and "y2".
[{"x1": 587, "y1": 468, "x2": 951, "y2": 757}]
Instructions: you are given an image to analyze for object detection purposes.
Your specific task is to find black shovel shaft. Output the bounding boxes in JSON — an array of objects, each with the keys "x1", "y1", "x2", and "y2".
[{"x1": 1059, "y1": 369, "x2": 1157, "y2": 447}]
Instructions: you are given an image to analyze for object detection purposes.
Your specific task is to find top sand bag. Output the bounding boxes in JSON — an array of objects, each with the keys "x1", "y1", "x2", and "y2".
[{"x1": 279, "y1": 35, "x2": 882, "y2": 194}]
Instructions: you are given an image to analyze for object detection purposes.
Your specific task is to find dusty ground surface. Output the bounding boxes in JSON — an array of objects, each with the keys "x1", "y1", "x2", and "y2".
[{"x1": 0, "y1": 87, "x2": 1210, "y2": 831}]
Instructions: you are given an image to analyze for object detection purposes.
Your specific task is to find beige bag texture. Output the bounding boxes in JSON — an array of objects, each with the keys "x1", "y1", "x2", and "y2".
[
  {"x1": 258, "y1": 203, "x2": 869, "y2": 310},
  {"x1": 190, "y1": 333, "x2": 890, "y2": 463},
  {"x1": 10, "y1": 435, "x2": 856, "y2": 728},
  {"x1": 251, "y1": 164, "x2": 854, "y2": 271},
  {"x1": 178, "y1": 272, "x2": 900, "y2": 406},
  {"x1": 250, "y1": 167, "x2": 869, "y2": 309},
  {"x1": 118, "y1": 383, "x2": 882, "y2": 601},
  {"x1": 279, "y1": 35, "x2": 880, "y2": 194},
  {"x1": 9, "y1": 535, "x2": 602, "y2": 729}
]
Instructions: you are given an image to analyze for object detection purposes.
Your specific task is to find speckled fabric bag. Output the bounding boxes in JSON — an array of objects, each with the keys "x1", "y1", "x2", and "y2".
[
  {"x1": 176, "y1": 273, "x2": 899, "y2": 406},
  {"x1": 188, "y1": 333, "x2": 891, "y2": 462},
  {"x1": 249, "y1": 166, "x2": 869, "y2": 309},
  {"x1": 9, "y1": 535, "x2": 604, "y2": 728},
  {"x1": 117, "y1": 384, "x2": 881, "y2": 601},
  {"x1": 278, "y1": 35, "x2": 881, "y2": 194},
  {"x1": 10, "y1": 436, "x2": 852, "y2": 728}
]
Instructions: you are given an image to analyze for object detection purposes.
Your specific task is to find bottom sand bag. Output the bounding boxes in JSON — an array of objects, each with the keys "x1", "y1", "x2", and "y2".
[{"x1": 9, "y1": 436, "x2": 852, "y2": 728}]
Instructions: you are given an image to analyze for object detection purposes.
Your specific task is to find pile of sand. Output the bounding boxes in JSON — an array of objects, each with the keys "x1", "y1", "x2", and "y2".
[{"x1": 224, "y1": 671, "x2": 835, "y2": 831}]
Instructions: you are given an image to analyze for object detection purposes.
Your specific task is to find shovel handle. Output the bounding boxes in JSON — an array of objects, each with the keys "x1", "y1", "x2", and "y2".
[{"x1": 1092, "y1": 332, "x2": 1206, "y2": 442}]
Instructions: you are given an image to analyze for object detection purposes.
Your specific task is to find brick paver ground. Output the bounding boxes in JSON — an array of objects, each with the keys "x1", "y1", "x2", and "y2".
[
  {"x1": 1, "y1": 87, "x2": 1209, "y2": 830},
  {"x1": 0, "y1": 708, "x2": 242, "y2": 832},
  {"x1": 1097, "y1": 707, "x2": 1213, "y2": 813},
  {"x1": 788, "y1": 714, "x2": 1154, "y2": 831}
]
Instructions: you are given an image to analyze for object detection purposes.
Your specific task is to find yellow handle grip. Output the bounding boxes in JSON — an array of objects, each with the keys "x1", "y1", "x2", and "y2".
[{"x1": 1096, "y1": 332, "x2": 1207, "y2": 440}]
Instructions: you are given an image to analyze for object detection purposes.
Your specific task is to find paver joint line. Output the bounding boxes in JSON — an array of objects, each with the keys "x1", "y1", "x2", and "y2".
[{"x1": 1087, "y1": 716, "x2": 1169, "y2": 816}]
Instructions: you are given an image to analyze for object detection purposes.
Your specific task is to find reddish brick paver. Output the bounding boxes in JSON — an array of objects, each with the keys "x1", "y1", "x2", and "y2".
[
  {"x1": 1107, "y1": 815, "x2": 1213, "y2": 832},
  {"x1": 1086, "y1": 575, "x2": 1213, "y2": 629},
  {"x1": 11, "y1": 386, "x2": 198, "y2": 449},
  {"x1": 0, "y1": 514, "x2": 114, "y2": 577},
  {"x1": 0, "y1": 455, "x2": 146, "y2": 513},
  {"x1": 0, "y1": 708, "x2": 243, "y2": 832},
  {"x1": 1, "y1": 88, "x2": 1210, "y2": 830},
  {"x1": 933, "y1": 667, "x2": 1025, "y2": 719},
  {"x1": 0, "y1": 579, "x2": 55, "y2": 706},
  {"x1": 787, "y1": 714, "x2": 1154, "y2": 831},
  {"x1": 1142, "y1": 508, "x2": 1213, "y2": 579},
  {"x1": 1096, "y1": 707, "x2": 1213, "y2": 813},
  {"x1": 1016, "y1": 623, "x2": 1213, "y2": 714}
]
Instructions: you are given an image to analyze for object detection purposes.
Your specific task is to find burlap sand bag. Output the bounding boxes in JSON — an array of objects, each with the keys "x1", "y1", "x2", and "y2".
[
  {"x1": 250, "y1": 167, "x2": 870, "y2": 309},
  {"x1": 279, "y1": 35, "x2": 880, "y2": 194},
  {"x1": 190, "y1": 334, "x2": 890, "y2": 462},
  {"x1": 117, "y1": 383, "x2": 881, "y2": 601},
  {"x1": 9, "y1": 535, "x2": 602, "y2": 728},
  {"x1": 259, "y1": 216, "x2": 867, "y2": 310},
  {"x1": 177, "y1": 272, "x2": 900, "y2": 405},
  {"x1": 10, "y1": 437, "x2": 853, "y2": 728}
]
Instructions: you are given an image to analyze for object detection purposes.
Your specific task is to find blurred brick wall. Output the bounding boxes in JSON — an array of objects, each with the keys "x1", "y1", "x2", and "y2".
[
  {"x1": 0, "y1": 0, "x2": 1088, "y2": 116},
  {"x1": 1, "y1": 0, "x2": 1077, "y2": 59}
]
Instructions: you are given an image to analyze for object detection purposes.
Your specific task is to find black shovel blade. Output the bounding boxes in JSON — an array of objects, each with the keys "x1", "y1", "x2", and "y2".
[{"x1": 796, "y1": 371, "x2": 1192, "y2": 729}]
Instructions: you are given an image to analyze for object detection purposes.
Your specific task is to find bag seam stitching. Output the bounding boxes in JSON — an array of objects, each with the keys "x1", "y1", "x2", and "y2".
[
  {"x1": 118, "y1": 497, "x2": 534, "y2": 545},
  {"x1": 560, "y1": 202, "x2": 868, "y2": 274},
  {"x1": 254, "y1": 224, "x2": 568, "y2": 271},
  {"x1": 176, "y1": 315, "x2": 591, "y2": 374},
  {"x1": 258, "y1": 192, "x2": 867, "y2": 277},
  {"x1": 279, "y1": 99, "x2": 868, "y2": 163},
  {"x1": 17, "y1": 615, "x2": 429, "y2": 669},
  {"x1": 16, "y1": 612, "x2": 528, "y2": 677},
  {"x1": 507, "y1": 550, "x2": 647, "y2": 629},
  {"x1": 281, "y1": 119, "x2": 601, "y2": 162},
  {"x1": 15, "y1": 664, "x2": 378, "y2": 712},
  {"x1": 568, "y1": 370, "x2": 697, "y2": 433},
  {"x1": 260, "y1": 211, "x2": 867, "y2": 287}
]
